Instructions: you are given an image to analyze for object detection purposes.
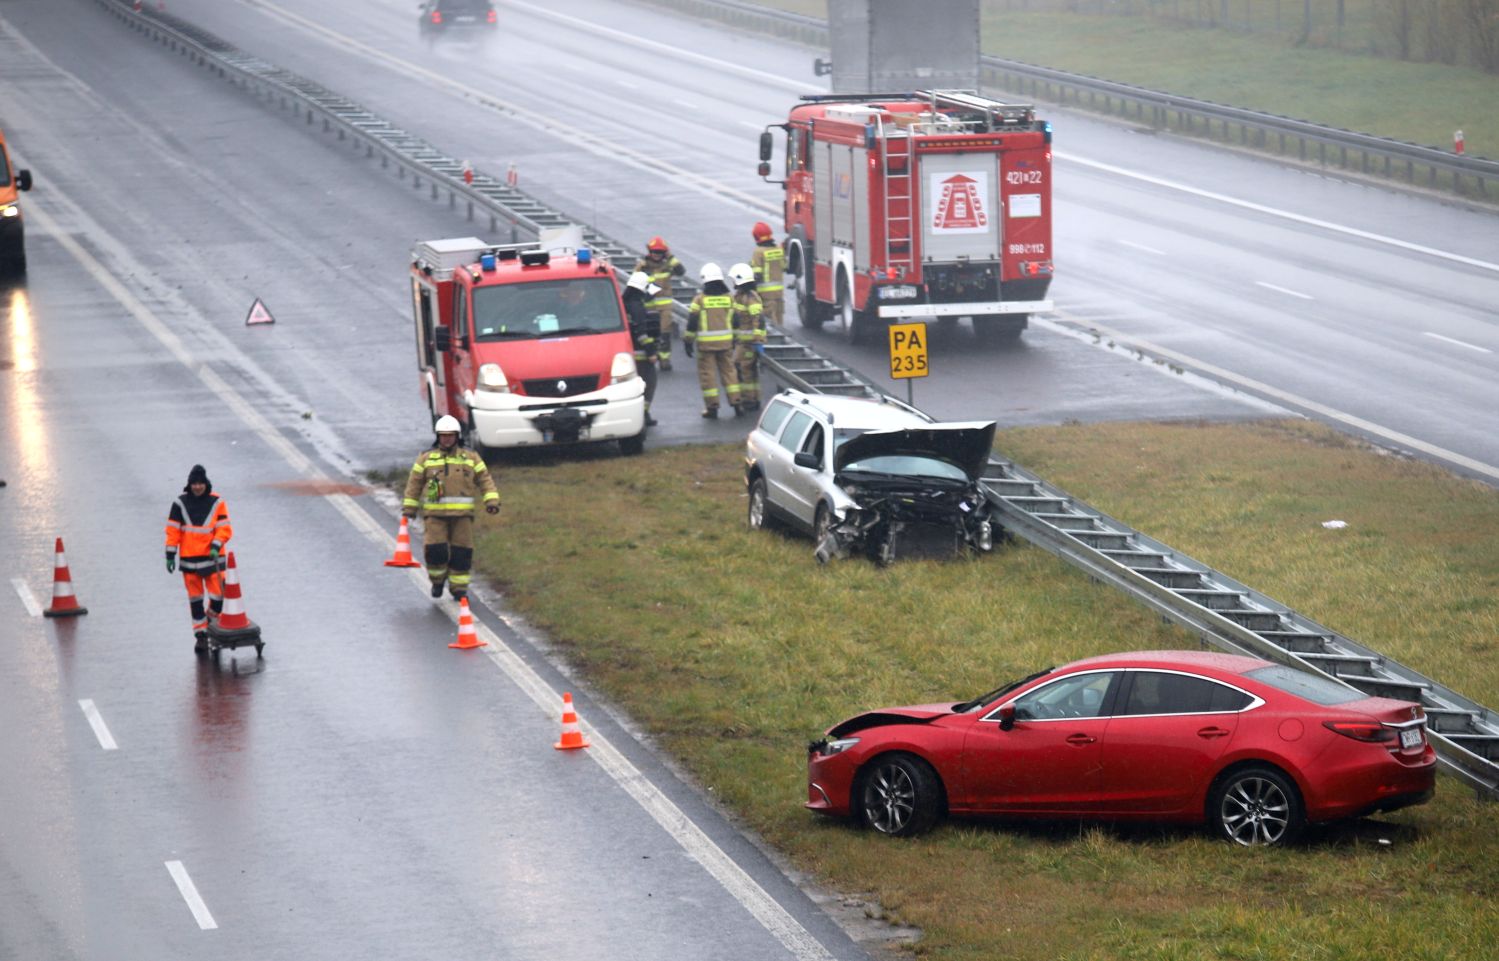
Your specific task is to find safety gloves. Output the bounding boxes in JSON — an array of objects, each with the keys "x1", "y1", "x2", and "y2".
[{"x1": 165, "y1": 554, "x2": 175, "y2": 574}]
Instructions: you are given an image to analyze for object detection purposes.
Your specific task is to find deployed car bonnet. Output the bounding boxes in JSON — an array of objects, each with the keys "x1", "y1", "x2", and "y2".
[{"x1": 834, "y1": 421, "x2": 997, "y2": 481}]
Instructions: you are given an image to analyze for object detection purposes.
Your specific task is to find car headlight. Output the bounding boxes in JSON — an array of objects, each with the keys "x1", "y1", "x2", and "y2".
[
  {"x1": 818, "y1": 737, "x2": 860, "y2": 757},
  {"x1": 609, "y1": 351, "x2": 638, "y2": 385},
  {"x1": 0, "y1": 204, "x2": 19, "y2": 219},
  {"x1": 477, "y1": 363, "x2": 510, "y2": 393}
]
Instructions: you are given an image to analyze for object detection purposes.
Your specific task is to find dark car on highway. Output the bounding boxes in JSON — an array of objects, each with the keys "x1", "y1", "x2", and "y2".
[
  {"x1": 807, "y1": 650, "x2": 1436, "y2": 846},
  {"x1": 418, "y1": 0, "x2": 497, "y2": 39}
]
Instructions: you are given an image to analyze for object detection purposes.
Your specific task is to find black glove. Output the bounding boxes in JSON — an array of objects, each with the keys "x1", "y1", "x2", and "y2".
[
  {"x1": 684, "y1": 341, "x2": 694, "y2": 358},
  {"x1": 165, "y1": 553, "x2": 175, "y2": 574},
  {"x1": 486, "y1": 503, "x2": 500, "y2": 515}
]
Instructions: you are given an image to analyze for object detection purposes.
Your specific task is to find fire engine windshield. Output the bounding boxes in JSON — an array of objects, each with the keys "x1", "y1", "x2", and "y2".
[{"x1": 471, "y1": 278, "x2": 624, "y2": 341}]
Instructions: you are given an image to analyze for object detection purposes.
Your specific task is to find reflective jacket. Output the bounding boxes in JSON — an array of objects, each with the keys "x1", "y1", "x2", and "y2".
[
  {"x1": 402, "y1": 446, "x2": 499, "y2": 517},
  {"x1": 750, "y1": 241, "x2": 785, "y2": 296},
  {"x1": 685, "y1": 287, "x2": 736, "y2": 351},
  {"x1": 633, "y1": 253, "x2": 685, "y2": 312},
  {"x1": 165, "y1": 493, "x2": 232, "y2": 573},
  {"x1": 732, "y1": 290, "x2": 765, "y2": 344},
  {"x1": 622, "y1": 286, "x2": 660, "y2": 359}
]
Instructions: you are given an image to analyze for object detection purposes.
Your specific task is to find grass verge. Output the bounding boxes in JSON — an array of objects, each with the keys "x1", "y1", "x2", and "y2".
[{"x1": 468, "y1": 418, "x2": 1498, "y2": 960}]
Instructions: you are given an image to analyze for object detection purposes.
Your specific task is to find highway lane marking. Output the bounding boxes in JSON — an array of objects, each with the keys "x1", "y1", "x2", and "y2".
[
  {"x1": 1047, "y1": 312, "x2": 1499, "y2": 482},
  {"x1": 1255, "y1": 281, "x2": 1314, "y2": 300},
  {"x1": 1118, "y1": 239, "x2": 1164, "y2": 255},
  {"x1": 27, "y1": 187, "x2": 839, "y2": 961},
  {"x1": 12, "y1": 577, "x2": 42, "y2": 617},
  {"x1": 165, "y1": 861, "x2": 218, "y2": 930},
  {"x1": 1063, "y1": 153, "x2": 1499, "y2": 275},
  {"x1": 78, "y1": 700, "x2": 119, "y2": 751},
  {"x1": 1423, "y1": 331, "x2": 1491, "y2": 354}
]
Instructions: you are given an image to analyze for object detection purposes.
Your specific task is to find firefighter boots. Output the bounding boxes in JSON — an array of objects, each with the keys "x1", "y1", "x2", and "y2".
[{"x1": 430, "y1": 580, "x2": 446, "y2": 599}]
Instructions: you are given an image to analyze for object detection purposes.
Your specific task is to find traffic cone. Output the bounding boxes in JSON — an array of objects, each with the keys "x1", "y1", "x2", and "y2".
[
  {"x1": 553, "y1": 692, "x2": 589, "y2": 751},
  {"x1": 42, "y1": 537, "x2": 88, "y2": 618},
  {"x1": 384, "y1": 517, "x2": 422, "y2": 568},
  {"x1": 448, "y1": 597, "x2": 486, "y2": 650},
  {"x1": 207, "y1": 552, "x2": 262, "y2": 651}
]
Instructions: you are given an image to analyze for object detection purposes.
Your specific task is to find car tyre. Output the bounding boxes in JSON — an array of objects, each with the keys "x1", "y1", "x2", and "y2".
[
  {"x1": 813, "y1": 503, "x2": 835, "y2": 563},
  {"x1": 747, "y1": 477, "x2": 774, "y2": 530},
  {"x1": 1210, "y1": 765, "x2": 1304, "y2": 847},
  {"x1": 619, "y1": 430, "x2": 646, "y2": 456},
  {"x1": 857, "y1": 753, "x2": 942, "y2": 837}
]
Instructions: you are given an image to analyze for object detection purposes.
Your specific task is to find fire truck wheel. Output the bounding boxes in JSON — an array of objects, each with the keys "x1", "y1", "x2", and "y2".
[
  {"x1": 837, "y1": 274, "x2": 874, "y2": 346},
  {"x1": 794, "y1": 258, "x2": 827, "y2": 329}
]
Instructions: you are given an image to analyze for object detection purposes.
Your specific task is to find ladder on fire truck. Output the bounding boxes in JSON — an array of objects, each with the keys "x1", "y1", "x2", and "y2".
[{"x1": 878, "y1": 122, "x2": 915, "y2": 277}]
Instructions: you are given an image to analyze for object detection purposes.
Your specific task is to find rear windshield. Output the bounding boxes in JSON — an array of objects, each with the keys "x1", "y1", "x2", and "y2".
[
  {"x1": 471, "y1": 278, "x2": 623, "y2": 341},
  {"x1": 1244, "y1": 664, "x2": 1362, "y2": 706}
]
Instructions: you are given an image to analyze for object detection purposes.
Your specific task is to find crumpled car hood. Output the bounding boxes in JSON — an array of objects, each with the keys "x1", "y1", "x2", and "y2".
[
  {"x1": 826, "y1": 703, "x2": 958, "y2": 738},
  {"x1": 834, "y1": 422, "x2": 997, "y2": 482}
]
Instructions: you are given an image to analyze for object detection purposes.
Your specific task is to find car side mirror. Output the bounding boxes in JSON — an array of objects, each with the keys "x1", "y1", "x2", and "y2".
[
  {"x1": 16, "y1": 169, "x2": 32, "y2": 192},
  {"x1": 997, "y1": 704, "x2": 1016, "y2": 731},
  {"x1": 434, "y1": 325, "x2": 451, "y2": 353},
  {"x1": 793, "y1": 451, "x2": 820, "y2": 469}
]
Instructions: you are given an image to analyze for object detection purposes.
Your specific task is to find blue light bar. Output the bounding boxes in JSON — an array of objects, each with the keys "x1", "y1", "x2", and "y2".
[
  {"x1": 480, "y1": 252, "x2": 497, "y2": 271},
  {"x1": 577, "y1": 247, "x2": 592, "y2": 265}
]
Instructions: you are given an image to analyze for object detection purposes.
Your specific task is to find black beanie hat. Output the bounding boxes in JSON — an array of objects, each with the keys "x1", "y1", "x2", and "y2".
[{"x1": 184, "y1": 464, "x2": 212, "y2": 494}]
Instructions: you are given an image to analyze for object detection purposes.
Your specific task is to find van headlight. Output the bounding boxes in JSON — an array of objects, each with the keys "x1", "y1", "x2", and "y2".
[
  {"x1": 609, "y1": 352, "x2": 638, "y2": 385},
  {"x1": 477, "y1": 363, "x2": 510, "y2": 393}
]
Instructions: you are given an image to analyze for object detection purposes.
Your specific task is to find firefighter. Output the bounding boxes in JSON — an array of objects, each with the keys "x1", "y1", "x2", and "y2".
[
  {"x1": 623, "y1": 271, "x2": 660, "y2": 426},
  {"x1": 633, "y1": 237, "x2": 685, "y2": 371},
  {"x1": 750, "y1": 222, "x2": 786, "y2": 329},
  {"x1": 728, "y1": 262, "x2": 765, "y2": 413},
  {"x1": 164, "y1": 464, "x2": 232, "y2": 655},
  {"x1": 401, "y1": 415, "x2": 500, "y2": 601},
  {"x1": 683, "y1": 263, "x2": 739, "y2": 418}
]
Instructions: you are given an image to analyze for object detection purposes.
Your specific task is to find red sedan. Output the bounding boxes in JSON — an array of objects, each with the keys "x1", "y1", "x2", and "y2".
[{"x1": 807, "y1": 651, "x2": 1436, "y2": 846}]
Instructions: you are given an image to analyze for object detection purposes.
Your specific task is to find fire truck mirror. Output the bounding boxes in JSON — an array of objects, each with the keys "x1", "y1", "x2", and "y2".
[
  {"x1": 758, "y1": 162, "x2": 772, "y2": 179},
  {"x1": 434, "y1": 325, "x2": 452, "y2": 353},
  {"x1": 758, "y1": 131, "x2": 773, "y2": 162}
]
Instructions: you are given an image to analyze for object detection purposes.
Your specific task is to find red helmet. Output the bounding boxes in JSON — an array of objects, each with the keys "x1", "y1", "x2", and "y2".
[
  {"x1": 751, "y1": 222, "x2": 773, "y2": 242},
  {"x1": 646, "y1": 236, "x2": 669, "y2": 253}
]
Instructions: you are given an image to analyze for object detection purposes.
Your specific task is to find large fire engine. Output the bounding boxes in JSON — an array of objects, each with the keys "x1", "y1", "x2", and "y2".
[
  {"x1": 410, "y1": 232, "x2": 647, "y2": 455},
  {"x1": 758, "y1": 90, "x2": 1053, "y2": 343}
]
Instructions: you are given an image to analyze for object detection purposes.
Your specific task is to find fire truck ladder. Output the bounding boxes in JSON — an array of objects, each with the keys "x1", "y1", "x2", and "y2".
[
  {"x1": 877, "y1": 118, "x2": 914, "y2": 277},
  {"x1": 920, "y1": 90, "x2": 1039, "y2": 130}
]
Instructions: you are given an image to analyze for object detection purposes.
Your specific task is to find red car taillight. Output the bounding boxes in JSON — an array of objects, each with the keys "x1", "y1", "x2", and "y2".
[
  {"x1": 487, "y1": 9, "x2": 497, "y2": 22},
  {"x1": 1323, "y1": 720, "x2": 1397, "y2": 743},
  {"x1": 430, "y1": 10, "x2": 442, "y2": 23}
]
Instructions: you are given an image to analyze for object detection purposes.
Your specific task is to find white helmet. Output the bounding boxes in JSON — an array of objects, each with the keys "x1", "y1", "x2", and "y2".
[
  {"x1": 728, "y1": 263, "x2": 755, "y2": 287},
  {"x1": 626, "y1": 271, "x2": 651, "y2": 292},
  {"x1": 433, "y1": 414, "x2": 462, "y2": 434},
  {"x1": 699, "y1": 263, "x2": 724, "y2": 285}
]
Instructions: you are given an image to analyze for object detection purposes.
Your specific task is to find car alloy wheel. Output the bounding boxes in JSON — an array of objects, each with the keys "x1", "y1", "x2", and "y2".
[
  {"x1": 858, "y1": 754, "x2": 940, "y2": 837},
  {"x1": 1212, "y1": 766, "x2": 1303, "y2": 847},
  {"x1": 747, "y1": 478, "x2": 769, "y2": 530}
]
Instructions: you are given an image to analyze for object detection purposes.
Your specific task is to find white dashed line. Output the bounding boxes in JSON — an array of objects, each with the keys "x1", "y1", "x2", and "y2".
[
  {"x1": 12, "y1": 577, "x2": 42, "y2": 617},
  {"x1": 673, "y1": 98, "x2": 700, "y2": 110},
  {"x1": 1423, "y1": 331, "x2": 1491, "y2": 354},
  {"x1": 738, "y1": 120, "x2": 765, "y2": 131},
  {"x1": 1118, "y1": 239, "x2": 1164, "y2": 255},
  {"x1": 1256, "y1": 281, "x2": 1314, "y2": 300},
  {"x1": 165, "y1": 861, "x2": 218, "y2": 930},
  {"x1": 78, "y1": 700, "x2": 118, "y2": 750}
]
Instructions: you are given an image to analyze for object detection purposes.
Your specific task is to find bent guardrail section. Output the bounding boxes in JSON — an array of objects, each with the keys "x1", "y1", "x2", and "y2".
[{"x1": 98, "y1": 0, "x2": 1497, "y2": 797}]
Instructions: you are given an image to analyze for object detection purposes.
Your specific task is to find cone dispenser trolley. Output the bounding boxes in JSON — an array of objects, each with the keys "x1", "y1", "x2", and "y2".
[{"x1": 205, "y1": 551, "x2": 264, "y2": 660}]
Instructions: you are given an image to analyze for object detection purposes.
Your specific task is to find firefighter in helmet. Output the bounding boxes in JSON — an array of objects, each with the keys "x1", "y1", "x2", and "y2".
[
  {"x1": 164, "y1": 464, "x2": 232, "y2": 655},
  {"x1": 623, "y1": 271, "x2": 660, "y2": 426},
  {"x1": 401, "y1": 415, "x2": 499, "y2": 601},
  {"x1": 633, "y1": 237, "x2": 685, "y2": 371},
  {"x1": 684, "y1": 263, "x2": 740, "y2": 418},
  {"x1": 750, "y1": 222, "x2": 786, "y2": 329},
  {"x1": 728, "y1": 262, "x2": 765, "y2": 413}
]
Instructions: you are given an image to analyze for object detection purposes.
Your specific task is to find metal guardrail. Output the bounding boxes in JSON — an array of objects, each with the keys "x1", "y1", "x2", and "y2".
[
  {"x1": 97, "y1": 0, "x2": 1499, "y2": 797},
  {"x1": 639, "y1": 0, "x2": 1497, "y2": 203}
]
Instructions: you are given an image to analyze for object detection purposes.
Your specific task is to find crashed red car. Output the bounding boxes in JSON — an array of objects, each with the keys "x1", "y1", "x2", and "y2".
[{"x1": 807, "y1": 650, "x2": 1436, "y2": 846}]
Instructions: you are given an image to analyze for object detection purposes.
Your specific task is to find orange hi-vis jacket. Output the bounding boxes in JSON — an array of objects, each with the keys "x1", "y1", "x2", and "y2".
[{"x1": 165, "y1": 494, "x2": 232, "y2": 573}]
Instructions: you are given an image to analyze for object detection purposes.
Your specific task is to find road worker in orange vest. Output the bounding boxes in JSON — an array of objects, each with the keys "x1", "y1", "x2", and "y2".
[
  {"x1": 683, "y1": 263, "x2": 740, "y2": 418},
  {"x1": 164, "y1": 464, "x2": 232, "y2": 655}
]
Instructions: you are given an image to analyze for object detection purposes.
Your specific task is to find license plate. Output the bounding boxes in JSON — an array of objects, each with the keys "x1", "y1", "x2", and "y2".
[
  {"x1": 1399, "y1": 727, "x2": 1423, "y2": 750},
  {"x1": 878, "y1": 285, "x2": 919, "y2": 300}
]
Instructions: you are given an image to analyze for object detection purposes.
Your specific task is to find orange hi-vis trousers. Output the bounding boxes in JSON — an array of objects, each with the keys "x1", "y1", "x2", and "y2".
[{"x1": 181, "y1": 570, "x2": 223, "y2": 633}]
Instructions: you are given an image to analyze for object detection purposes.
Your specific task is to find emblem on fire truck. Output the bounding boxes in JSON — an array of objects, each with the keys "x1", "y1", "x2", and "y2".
[{"x1": 930, "y1": 173, "x2": 990, "y2": 233}]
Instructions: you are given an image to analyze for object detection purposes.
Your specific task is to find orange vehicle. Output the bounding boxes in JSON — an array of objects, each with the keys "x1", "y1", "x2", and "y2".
[{"x1": 1, "y1": 126, "x2": 34, "y2": 275}]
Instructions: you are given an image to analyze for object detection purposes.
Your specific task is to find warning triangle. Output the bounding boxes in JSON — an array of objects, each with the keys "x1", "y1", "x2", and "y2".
[{"x1": 245, "y1": 298, "x2": 275, "y2": 327}]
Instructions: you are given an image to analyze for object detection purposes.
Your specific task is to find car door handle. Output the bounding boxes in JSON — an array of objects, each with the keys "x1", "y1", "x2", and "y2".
[
  {"x1": 1197, "y1": 727, "x2": 1231, "y2": 739},
  {"x1": 1065, "y1": 733, "x2": 1096, "y2": 746}
]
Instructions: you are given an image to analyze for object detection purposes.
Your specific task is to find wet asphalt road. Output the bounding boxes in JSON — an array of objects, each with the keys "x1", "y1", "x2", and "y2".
[{"x1": 0, "y1": 0, "x2": 1494, "y2": 957}]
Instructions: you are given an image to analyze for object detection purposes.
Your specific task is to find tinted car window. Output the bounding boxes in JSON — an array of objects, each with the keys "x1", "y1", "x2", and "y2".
[
  {"x1": 1122, "y1": 671, "x2": 1251, "y2": 715},
  {"x1": 438, "y1": 0, "x2": 490, "y2": 12},
  {"x1": 1245, "y1": 664, "x2": 1362, "y2": 706},
  {"x1": 1009, "y1": 671, "x2": 1115, "y2": 720},
  {"x1": 758, "y1": 401, "x2": 793, "y2": 439},
  {"x1": 801, "y1": 422, "x2": 824, "y2": 458},
  {"x1": 779, "y1": 411, "x2": 813, "y2": 453}
]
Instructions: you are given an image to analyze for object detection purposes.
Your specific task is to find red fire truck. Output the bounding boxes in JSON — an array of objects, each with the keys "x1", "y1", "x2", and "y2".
[
  {"x1": 410, "y1": 234, "x2": 647, "y2": 455},
  {"x1": 758, "y1": 90, "x2": 1053, "y2": 343}
]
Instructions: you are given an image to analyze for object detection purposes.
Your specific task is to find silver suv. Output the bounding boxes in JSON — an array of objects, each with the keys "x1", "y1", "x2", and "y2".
[{"x1": 744, "y1": 390, "x2": 998, "y2": 564}]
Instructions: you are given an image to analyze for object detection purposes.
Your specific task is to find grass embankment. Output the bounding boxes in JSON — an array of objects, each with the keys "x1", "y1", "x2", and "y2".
[
  {"x1": 472, "y1": 419, "x2": 1499, "y2": 961},
  {"x1": 751, "y1": 1, "x2": 1497, "y2": 158}
]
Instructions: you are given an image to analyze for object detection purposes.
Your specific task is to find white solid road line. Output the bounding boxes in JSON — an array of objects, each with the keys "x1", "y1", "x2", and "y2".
[
  {"x1": 78, "y1": 699, "x2": 119, "y2": 751},
  {"x1": 165, "y1": 861, "x2": 218, "y2": 931},
  {"x1": 1255, "y1": 281, "x2": 1314, "y2": 300},
  {"x1": 1118, "y1": 239, "x2": 1164, "y2": 255},
  {"x1": 1423, "y1": 331, "x2": 1492, "y2": 354},
  {"x1": 12, "y1": 577, "x2": 42, "y2": 617},
  {"x1": 26, "y1": 166, "x2": 837, "y2": 961}
]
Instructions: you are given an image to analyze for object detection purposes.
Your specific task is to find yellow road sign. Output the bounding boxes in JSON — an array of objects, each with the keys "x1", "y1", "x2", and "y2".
[{"x1": 889, "y1": 322, "x2": 928, "y2": 380}]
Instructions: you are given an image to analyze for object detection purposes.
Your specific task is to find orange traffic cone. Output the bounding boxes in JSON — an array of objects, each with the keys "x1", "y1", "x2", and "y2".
[
  {"x1": 448, "y1": 597, "x2": 487, "y2": 650},
  {"x1": 43, "y1": 537, "x2": 88, "y2": 618},
  {"x1": 553, "y1": 692, "x2": 590, "y2": 751},
  {"x1": 207, "y1": 552, "x2": 262, "y2": 654},
  {"x1": 384, "y1": 517, "x2": 422, "y2": 568}
]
